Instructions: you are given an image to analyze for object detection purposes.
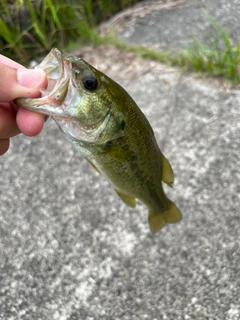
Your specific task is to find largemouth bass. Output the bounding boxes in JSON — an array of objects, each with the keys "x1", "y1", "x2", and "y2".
[{"x1": 16, "y1": 48, "x2": 182, "y2": 233}]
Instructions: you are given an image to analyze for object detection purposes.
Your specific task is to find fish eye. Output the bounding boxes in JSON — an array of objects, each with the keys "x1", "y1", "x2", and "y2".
[{"x1": 82, "y1": 75, "x2": 98, "y2": 91}]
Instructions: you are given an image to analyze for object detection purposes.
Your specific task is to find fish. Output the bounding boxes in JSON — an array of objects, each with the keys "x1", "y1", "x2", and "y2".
[{"x1": 16, "y1": 48, "x2": 182, "y2": 233}]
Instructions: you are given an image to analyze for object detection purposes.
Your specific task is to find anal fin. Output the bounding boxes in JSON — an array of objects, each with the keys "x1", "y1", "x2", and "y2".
[{"x1": 115, "y1": 189, "x2": 136, "y2": 208}]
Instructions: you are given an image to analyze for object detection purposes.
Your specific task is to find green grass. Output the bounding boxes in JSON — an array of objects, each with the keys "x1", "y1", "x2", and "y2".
[
  {"x1": 0, "y1": 0, "x2": 139, "y2": 64},
  {"x1": 104, "y1": 10, "x2": 240, "y2": 84},
  {"x1": 179, "y1": 10, "x2": 240, "y2": 83},
  {"x1": 1, "y1": 3, "x2": 240, "y2": 83}
]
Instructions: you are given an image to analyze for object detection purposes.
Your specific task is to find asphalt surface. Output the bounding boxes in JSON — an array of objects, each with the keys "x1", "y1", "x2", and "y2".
[{"x1": 1, "y1": 0, "x2": 240, "y2": 319}]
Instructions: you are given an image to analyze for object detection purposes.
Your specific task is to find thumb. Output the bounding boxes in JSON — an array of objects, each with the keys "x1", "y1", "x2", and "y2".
[{"x1": 0, "y1": 63, "x2": 47, "y2": 102}]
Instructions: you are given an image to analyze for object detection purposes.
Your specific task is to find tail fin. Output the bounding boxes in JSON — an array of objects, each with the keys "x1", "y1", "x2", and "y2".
[{"x1": 148, "y1": 200, "x2": 182, "y2": 234}]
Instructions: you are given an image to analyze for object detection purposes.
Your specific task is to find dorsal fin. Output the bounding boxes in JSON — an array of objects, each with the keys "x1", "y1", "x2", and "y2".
[{"x1": 161, "y1": 153, "x2": 174, "y2": 187}]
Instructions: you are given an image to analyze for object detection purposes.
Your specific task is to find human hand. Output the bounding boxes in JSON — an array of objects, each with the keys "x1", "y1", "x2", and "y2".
[{"x1": 0, "y1": 55, "x2": 48, "y2": 155}]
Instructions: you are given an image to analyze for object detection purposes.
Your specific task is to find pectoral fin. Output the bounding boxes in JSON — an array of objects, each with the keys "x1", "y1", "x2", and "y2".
[
  {"x1": 161, "y1": 153, "x2": 174, "y2": 187},
  {"x1": 105, "y1": 145, "x2": 136, "y2": 162},
  {"x1": 115, "y1": 189, "x2": 136, "y2": 208}
]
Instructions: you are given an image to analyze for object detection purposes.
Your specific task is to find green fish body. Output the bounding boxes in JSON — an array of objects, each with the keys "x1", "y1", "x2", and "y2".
[{"x1": 16, "y1": 48, "x2": 181, "y2": 233}]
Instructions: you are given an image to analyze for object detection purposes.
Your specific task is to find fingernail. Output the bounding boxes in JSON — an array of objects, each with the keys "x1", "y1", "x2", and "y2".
[{"x1": 17, "y1": 69, "x2": 45, "y2": 88}]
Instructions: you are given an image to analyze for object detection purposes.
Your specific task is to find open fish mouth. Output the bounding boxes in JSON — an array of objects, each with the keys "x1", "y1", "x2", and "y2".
[
  {"x1": 15, "y1": 48, "x2": 110, "y2": 143},
  {"x1": 17, "y1": 48, "x2": 79, "y2": 115}
]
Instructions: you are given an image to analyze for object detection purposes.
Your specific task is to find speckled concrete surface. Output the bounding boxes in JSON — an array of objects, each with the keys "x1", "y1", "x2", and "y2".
[
  {"x1": 1, "y1": 1, "x2": 240, "y2": 319},
  {"x1": 111, "y1": 0, "x2": 240, "y2": 53}
]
